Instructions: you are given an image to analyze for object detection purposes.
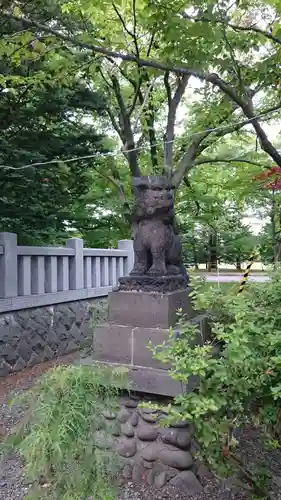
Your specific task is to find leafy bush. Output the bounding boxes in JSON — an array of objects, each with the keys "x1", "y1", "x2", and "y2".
[
  {"x1": 151, "y1": 273, "x2": 281, "y2": 475},
  {"x1": 3, "y1": 365, "x2": 128, "y2": 500}
]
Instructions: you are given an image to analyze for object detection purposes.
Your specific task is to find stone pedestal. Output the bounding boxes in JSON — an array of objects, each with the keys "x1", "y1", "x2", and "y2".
[
  {"x1": 117, "y1": 275, "x2": 187, "y2": 294},
  {"x1": 108, "y1": 288, "x2": 195, "y2": 329},
  {"x1": 91, "y1": 287, "x2": 210, "y2": 396}
]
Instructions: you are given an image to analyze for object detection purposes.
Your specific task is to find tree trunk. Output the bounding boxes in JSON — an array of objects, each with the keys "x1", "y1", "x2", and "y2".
[
  {"x1": 271, "y1": 193, "x2": 281, "y2": 271},
  {"x1": 236, "y1": 256, "x2": 242, "y2": 270},
  {"x1": 207, "y1": 231, "x2": 218, "y2": 272},
  {"x1": 192, "y1": 241, "x2": 199, "y2": 269}
]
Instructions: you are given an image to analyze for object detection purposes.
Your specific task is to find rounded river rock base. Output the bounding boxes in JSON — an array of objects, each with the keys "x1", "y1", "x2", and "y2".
[{"x1": 97, "y1": 396, "x2": 209, "y2": 493}]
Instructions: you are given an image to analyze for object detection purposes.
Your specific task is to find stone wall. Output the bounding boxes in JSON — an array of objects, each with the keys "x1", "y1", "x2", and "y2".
[
  {"x1": 0, "y1": 298, "x2": 107, "y2": 376},
  {"x1": 98, "y1": 395, "x2": 210, "y2": 494}
]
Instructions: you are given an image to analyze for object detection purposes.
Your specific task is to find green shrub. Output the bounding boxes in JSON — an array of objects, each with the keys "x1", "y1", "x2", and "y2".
[
  {"x1": 151, "y1": 273, "x2": 281, "y2": 477},
  {"x1": 3, "y1": 365, "x2": 128, "y2": 500}
]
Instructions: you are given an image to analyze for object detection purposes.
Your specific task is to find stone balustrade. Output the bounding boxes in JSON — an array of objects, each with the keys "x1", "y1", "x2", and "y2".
[{"x1": 0, "y1": 232, "x2": 134, "y2": 312}]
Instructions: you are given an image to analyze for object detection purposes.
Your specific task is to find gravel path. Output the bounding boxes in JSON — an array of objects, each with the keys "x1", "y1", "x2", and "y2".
[
  {"x1": 0, "y1": 358, "x2": 280, "y2": 500},
  {"x1": 118, "y1": 480, "x2": 248, "y2": 500}
]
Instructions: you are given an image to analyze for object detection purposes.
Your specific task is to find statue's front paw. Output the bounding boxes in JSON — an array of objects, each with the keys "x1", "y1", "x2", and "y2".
[
  {"x1": 147, "y1": 266, "x2": 166, "y2": 277},
  {"x1": 167, "y1": 265, "x2": 181, "y2": 275},
  {"x1": 130, "y1": 266, "x2": 146, "y2": 276}
]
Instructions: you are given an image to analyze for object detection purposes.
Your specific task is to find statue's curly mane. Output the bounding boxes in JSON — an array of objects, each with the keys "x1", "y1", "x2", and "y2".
[{"x1": 134, "y1": 186, "x2": 174, "y2": 221}]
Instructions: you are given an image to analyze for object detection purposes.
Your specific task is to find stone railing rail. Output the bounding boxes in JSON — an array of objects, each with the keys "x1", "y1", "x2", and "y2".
[{"x1": 0, "y1": 232, "x2": 134, "y2": 313}]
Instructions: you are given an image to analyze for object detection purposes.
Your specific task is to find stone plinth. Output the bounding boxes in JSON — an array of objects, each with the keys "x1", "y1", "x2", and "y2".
[
  {"x1": 94, "y1": 314, "x2": 209, "y2": 369},
  {"x1": 108, "y1": 288, "x2": 195, "y2": 329},
  {"x1": 118, "y1": 275, "x2": 187, "y2": 293},
  {"x1": 92, "y1": 308, "x2": 210, "y2": 396},
  {"x1": 90, "y1": 285, "x2": 211, "y2": 396}
]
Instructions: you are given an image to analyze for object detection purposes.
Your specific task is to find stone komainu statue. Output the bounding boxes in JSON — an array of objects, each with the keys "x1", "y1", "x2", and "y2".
[{"x1": 129, "y1": 176, "x2": 187, "y2": 284}]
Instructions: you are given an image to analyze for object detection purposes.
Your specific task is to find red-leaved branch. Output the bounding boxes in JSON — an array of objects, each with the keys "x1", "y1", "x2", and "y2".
[{"x1": 253, "y1": 166, "x2": 281, "y2": 191}]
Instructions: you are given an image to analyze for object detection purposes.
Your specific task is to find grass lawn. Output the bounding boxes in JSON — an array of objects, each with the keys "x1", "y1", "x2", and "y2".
[
  {"x1": 196, "y1": 269, "x2": 266, "y2": 275},
  {"x1": 202, "y1": 281, "x2": 239, "y2": 292},
  {"x1": 198, "y1": 279, "x2": 260, "y2": 294}
]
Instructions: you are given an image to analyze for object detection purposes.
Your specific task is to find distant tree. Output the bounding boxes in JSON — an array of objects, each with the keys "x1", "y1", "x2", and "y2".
[
  {"x1": 0, "y1": 16, "x2": 115, "y2": 244},
  {"x1": 178, "y1": 156, "x2": 261, "y2": 270},
  {"x1": 220, "y1": 225, "x2": 257, "y2": 269},
  {"x1": 258, "y1": 222, "x2": 274, "y2": 265}
]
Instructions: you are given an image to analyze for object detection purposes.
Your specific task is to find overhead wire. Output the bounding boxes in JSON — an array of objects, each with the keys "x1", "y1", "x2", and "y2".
[{"x1": 0, "y1": 107, "x2": 280, "y2": 171}]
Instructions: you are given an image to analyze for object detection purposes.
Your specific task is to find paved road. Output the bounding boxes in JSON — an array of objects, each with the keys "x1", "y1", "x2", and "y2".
[{"x1": 204, "y1": 274, "x2": 270, "y2": 282}]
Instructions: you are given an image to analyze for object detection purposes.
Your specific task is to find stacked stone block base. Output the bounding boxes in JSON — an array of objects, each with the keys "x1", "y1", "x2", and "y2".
[{"x1": 92, "y1": 288, "x2": 210, "y2": 396}]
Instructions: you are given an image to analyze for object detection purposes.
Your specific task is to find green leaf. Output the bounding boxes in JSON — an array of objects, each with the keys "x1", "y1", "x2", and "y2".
[
  {"x1": 12, "y1": 5, "x2": 22, "y2": 17},
  {"x1": 113, "y1": 365, "x2": 129, "y2": 375}
]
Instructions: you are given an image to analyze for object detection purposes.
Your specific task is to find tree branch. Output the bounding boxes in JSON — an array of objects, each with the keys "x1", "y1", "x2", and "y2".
[
  {"x1": 112, "y1": 3, "x2": 135, "y2": 39},
  {"x1": 98, "y1": 66, "x2": 114, "y2": 90},
  {"x1": 111, "y1": 4, "x2": 157, "y2": 169},
  {"x1": 112, "y1": 1, "x2": 140, "y2": 58},
  {"x1": 96, "y1": 66, "x2": 124, "y2": 138},
  {"x1": 131, "y1": 77, "x2": 150, "y2": 129},
  {"x1": 164, "y1": 72, "x2": 172, "y2": 107},
  {"x1": 109, "y1": 57, "x2": 158, "y2": 169},
  {"x1": 239, "y1": 101, "x2": 281, "y2": 167},
  {"x1": 125, "y1": 71, "x2": 158, "y2": 168},
  {"x1": 172, "y1": 102, "x2": 280, "y2": 187},
  {"x1": 0, "y1": 12, "x2": 219, "y2": 77},
  {"x1": 128, "y1": 82, "x2": 142, "y2": 116},
  {"x1": 146, "y1": 97, "x2": 158, "y2": 168},
  {"x1": 182, "y1": 12, "x2": 281, "y2": 47},
  {"x1": 172, "y1": 132, "x2": 209, "y2": 187},
  {"x1": 174, "y1": 94, "x2": 239, "y2": 162},
  {"x1": 196, "y1": 116, "x2": 253, "y2": 156},
  {"x1": 220, "y1": 23, "x2": 243, "y2": 91},
  {"x1": 132, "y1": 0, "x2": 140, "y2": 58},
  {"x1": 3, "y1": 11, "x2": 278, "y2": 88},
  {"x1": 229, "y1": 22, "x2": 281, "y2": 46},
  {"x1": 6, "y1": 11, "x2": 281, "y2": 168},
  {"x1": 196, "y1": 104, "x2": 281, "y2": 158},
  {"x1": 106, "y1": 56, "x2": 136, "y2": 88},
  {"x1": 183, "y1": 177, "x2": 201, "y2": 216},
  {"x1": 164, "y1": 74, "x2": 189, "y2": 172},
  {"x1": 147, "y1": 32, "x2": 156, "y2": 57},
  {"x1": 138, "y1": 75, "x2": 158, "y2": 168},
  {"x1": 92, "y1": 163, "x2": 126, "y2": 203},
  {"x1": 106, "y1": 107, "x2": 123, "y2": 138},
  {"x1": 194, "y1": 157, "x2": 269, "y2": 168},
  {"x1": 111, "y1": 75, "x2": 141, "y2": 177},
  {"x1": 104, "y1": 56, "x2": 142, "y2": 118},
  {"x1": 194, "y1": 79, "x2": 281, "y2": 166}
]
